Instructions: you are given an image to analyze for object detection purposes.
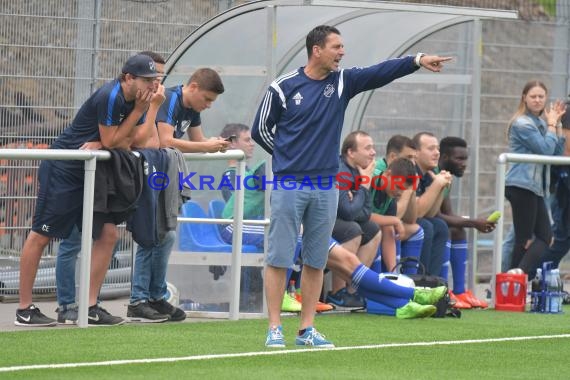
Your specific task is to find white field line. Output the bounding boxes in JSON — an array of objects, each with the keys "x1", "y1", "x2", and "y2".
[{"x1": 1, "y1": 334, "x2": 569, "y2": 373}]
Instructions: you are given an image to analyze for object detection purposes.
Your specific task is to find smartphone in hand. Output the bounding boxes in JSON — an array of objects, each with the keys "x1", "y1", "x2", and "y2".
[{"x1": 224, "y1": 135, "x2": 237, "y2": 143}]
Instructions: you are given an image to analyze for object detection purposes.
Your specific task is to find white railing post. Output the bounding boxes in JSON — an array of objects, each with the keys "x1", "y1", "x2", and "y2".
[
  {"x1": 491, "y1": 153, "x2": 507, "y2": 308},
  {"x1": 0, "y1": 149, "x2": 110, "y2": 327},
  {"x1": 492, "y1": 152, "x2": 570, "y2": 308},
  {"x1": 77, "y1": 157, "x2": 97, "y2": 328},
  {"x1": 0, "y1": 149, "x2": 268, "y2": 322},
  {"x1": 229, "y1": 158, "x2": 246, "y2": 320}
]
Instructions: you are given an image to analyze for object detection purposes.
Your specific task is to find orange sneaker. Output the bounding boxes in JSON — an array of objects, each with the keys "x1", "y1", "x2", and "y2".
[
  {"x1": 295, "y1": 292, "x2": 335, "y2": 312},
  {"x1": 315, "y1": 301, "x2": 334, "y2": 313},
  {"x1": 454, "y1": 290, "x2": 488, "y2": 309},
  {"x1": 449, "y1": 291, "x2": 472, "y2": 309}
]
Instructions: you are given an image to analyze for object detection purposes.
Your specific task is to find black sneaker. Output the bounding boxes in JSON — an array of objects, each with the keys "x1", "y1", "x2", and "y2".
[
  {"x1": 325, "y1": 288, "x2": 366, "y2": 311},
  {"x1": 56, "y1": 307, "x2": 78, "y2": 325},
  {"x1": 15, "y1": 304, "x2": 57, "y2": 327},
  {"x1": 149, "y1": 299, "x2": 187, "y2": 322},
  {"x1": 88, "y1": 305, "x2": 125, "y2": 326},
  {"x1": 127, "y1": 302, "x2": 169, "y2": 323}
]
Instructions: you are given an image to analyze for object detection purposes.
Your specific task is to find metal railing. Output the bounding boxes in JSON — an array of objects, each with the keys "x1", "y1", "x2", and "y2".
[
  {"x1": 0, "y1": 149, "x2": 265, "y2": 326},
  {"x1": 173, "y1": 150, "x2": 269, "y2": 320},
  {"x1": 0, "y1": 149, "x2": 108, "y2": 327},
  {"x1": 492, "y1": 152, "x2": 570, "y2": 305}
]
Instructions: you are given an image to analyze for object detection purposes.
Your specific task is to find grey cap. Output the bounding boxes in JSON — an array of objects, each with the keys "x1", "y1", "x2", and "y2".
[{"x1": 121, "y1": 54, "x2": 159, "y2": 78}]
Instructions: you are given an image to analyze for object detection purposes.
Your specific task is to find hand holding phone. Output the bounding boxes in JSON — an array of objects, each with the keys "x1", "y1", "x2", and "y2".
[{"x1": 224, "y1": 135, "x2": 237, "y2": 143}]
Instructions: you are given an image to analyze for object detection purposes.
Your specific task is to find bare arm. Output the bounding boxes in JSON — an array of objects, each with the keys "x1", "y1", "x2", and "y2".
[
  {"x1": 416, "y1": 185, "x2": 444, "y2": 218},
  {"x1": 157, "y1": 123, "x2": 230, "y2": 152},
  {"x1": 397, "y1": 189, "x2": 417, "y2": 223},
  {"x1": 381, "y1": 225, "x2": 397, "y2": 272},
  {"x1": 131, "y1": 84, "x2": 165, "y2": 149},
  {"x1": 439, "y1": 196, "x2": 496, "y2": 233},
  {"x1": 370, "y1": 213, "x2": 403, "y2": 231},
  {"x1": 416, "y1": 171, "x2": 451, "y2": 218},
  {"x1": 425, "y1": 190, "x2": 445, "y2": 218},
  {"x1": 99, "y1": 89, "x2": 153, "y2": 150},
  {"x1": 79, "y1": 141, "x2": 103, "y2": 150}
]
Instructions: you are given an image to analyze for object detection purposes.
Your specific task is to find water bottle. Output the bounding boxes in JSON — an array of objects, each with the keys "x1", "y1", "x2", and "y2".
[
  {"x1": 530, "y1": 271, "x2": 541, "y2": 312},
  {"x1": 546, "y1": 269, "x2": 561, "y2": 313},
  {"x1": 537, "y1": 268, "x2": 544, "y2": 311},
  {"x1": 553, "y1": 269, "x2": 563, "y2": 313}
]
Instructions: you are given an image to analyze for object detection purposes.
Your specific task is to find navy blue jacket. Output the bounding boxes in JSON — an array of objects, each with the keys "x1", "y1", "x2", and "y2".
[
  {"x1": 127, "y1": 149, "x2": 169, "y2": 248},
  {"x1": 252, "y1": 56, "x2": 418, "y2": 179}
]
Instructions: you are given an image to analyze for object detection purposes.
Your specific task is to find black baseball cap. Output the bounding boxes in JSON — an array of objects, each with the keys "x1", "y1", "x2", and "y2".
[{"x1": 121, "y1": 54, "x2": 159, "y2": 78}]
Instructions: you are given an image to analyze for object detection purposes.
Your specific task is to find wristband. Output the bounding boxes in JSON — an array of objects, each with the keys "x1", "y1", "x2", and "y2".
[{"x1": 414, "y1": 53, "x2": 425, "y2": 67}]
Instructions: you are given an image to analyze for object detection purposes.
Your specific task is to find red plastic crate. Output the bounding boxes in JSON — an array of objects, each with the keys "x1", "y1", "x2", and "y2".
[{"x1": 495, "y1": 273, "x2": 527, "y2": 312}]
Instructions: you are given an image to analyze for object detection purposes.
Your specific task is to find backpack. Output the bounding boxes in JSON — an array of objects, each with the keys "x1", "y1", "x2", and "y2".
[{"x1": 392, "y1": 257, "x2": 461, "y2": 318}]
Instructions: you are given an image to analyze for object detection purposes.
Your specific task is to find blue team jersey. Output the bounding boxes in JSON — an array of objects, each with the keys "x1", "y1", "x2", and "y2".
[
  {"x1": 157, "y1": 85, "x2": 201, "y2": 138},
  {"x1": 50, "y1": 79, "x2": 143, "y2": 172},
  {"x1": 52, "y1": 79, "x2": 141, "y2": 151},
  {"x1": 252, "y1": 56, "x2": 418, "y2": 179}
]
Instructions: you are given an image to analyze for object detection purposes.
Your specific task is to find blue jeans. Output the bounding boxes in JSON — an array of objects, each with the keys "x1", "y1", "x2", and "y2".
[
  {"x1": 56, "y1": 225, "x2": 119, "y2": 309},
  {"x1": 417, "y1": 217, "x2": 449, "y2": 276},
  {"x1": 56, "y1": 225, "x2": 82, "y2": 309},
  {"x1": 501, "y1": 226, "x2": 515, "y2": 272},
  {"x1": 130, "y1": 231, "x2": 176, "y2": 303},
  {"x1": 539, "y1": 193, "x2": 570, "y2": 270}
]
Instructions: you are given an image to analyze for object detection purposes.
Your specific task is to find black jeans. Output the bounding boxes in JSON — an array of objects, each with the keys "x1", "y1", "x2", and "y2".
[{"x1": 505, "y1": 186, "x2": 552, "y2": 273}]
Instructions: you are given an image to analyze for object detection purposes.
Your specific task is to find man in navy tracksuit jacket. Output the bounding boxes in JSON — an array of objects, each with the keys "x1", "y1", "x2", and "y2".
[{"x1": 252, "y1": 24, "x2": 451, "y2": 348}]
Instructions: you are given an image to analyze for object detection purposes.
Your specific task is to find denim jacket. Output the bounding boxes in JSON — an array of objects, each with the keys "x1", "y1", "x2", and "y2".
[{"x1": 505, "y1": 113, "x2": 565, "y2": 196}]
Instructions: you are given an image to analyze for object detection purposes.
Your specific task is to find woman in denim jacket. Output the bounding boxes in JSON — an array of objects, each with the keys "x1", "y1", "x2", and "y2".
[{"x1": 505, "y1": 80, "x2": 566, "y2": 274}]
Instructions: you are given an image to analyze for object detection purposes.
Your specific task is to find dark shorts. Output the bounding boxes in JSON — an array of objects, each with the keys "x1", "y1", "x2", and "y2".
[
  {"x1": 31, "y1": 160, "x2": 117, "y2": 240},
  {"x1": 32, "y1": 160, "x2": 84, "y2": 239},
  {"x1": 332, "y1": 218, "x2": 380, "y2": 246}
]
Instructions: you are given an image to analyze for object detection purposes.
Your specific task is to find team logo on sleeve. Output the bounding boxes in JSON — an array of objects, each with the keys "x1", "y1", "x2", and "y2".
[
  {"x1": 292, "y1": 92, "x2": 303, "y2": 105},
  {"x1": 324, "y1": 84, "x2": 335, "y2": 98},
  {"x1": 180, "y1": 120, "x2": 191, "y2": 133}
]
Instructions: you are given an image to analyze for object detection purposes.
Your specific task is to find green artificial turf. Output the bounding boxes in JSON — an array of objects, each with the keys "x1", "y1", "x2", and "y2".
[{"x1": 1, "y1": 307, "x2": 569, "y2": 379}]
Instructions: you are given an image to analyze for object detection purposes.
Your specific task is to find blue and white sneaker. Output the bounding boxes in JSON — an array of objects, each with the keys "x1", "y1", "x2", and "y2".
[
  {"x1": 265, "y1": 325, "x2": 285, "y2": 348},
  {"x1": 295, "y1": 326, "x2": 335, "y2": 348}
]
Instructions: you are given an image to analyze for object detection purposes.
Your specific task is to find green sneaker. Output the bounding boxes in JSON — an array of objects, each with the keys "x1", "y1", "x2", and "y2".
[
  {"x1": 413, "y1": 286, "x2": 447, "y2": 305},
  {"x1": 396, "y1": 301, "x2": 437, "y2": 319},
  {"x1": 281, "y1": 292, "x2": 302, "y2": 312}
]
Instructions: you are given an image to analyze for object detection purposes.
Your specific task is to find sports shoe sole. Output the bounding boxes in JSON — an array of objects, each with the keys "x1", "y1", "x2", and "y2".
[
  {"x1": 57, "y1": 319, "x2": 77, "y2": 325},
  {"x1": 88, "y1": 320, "x2": 126, "y2": 326},
  {"x1": 14, "y1": 320, "x2": 57, "y2": 327},
  {"x1": 128, "y1": 316, "x2": 169, "y2": 323},
  {"x1": 324, "y1": 300, "x2": 365, "y2": 312},
  {"x1": 295, "y1": 342, "x2": 335, "y2": 348},
  {"x1": 265, "y1": 342, "x2": 286, "y2": 348},
  {"x1": 165, "y1": 313, "x2": 187, "y2": 322},
  {"x1": 316, "y1": 304, "x2": 335, "y2": 313}
]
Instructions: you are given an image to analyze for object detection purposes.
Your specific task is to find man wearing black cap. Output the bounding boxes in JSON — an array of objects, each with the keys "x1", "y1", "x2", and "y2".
[{"x1": 15, "y1": 54, "x2": 162, "y2": 327}]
